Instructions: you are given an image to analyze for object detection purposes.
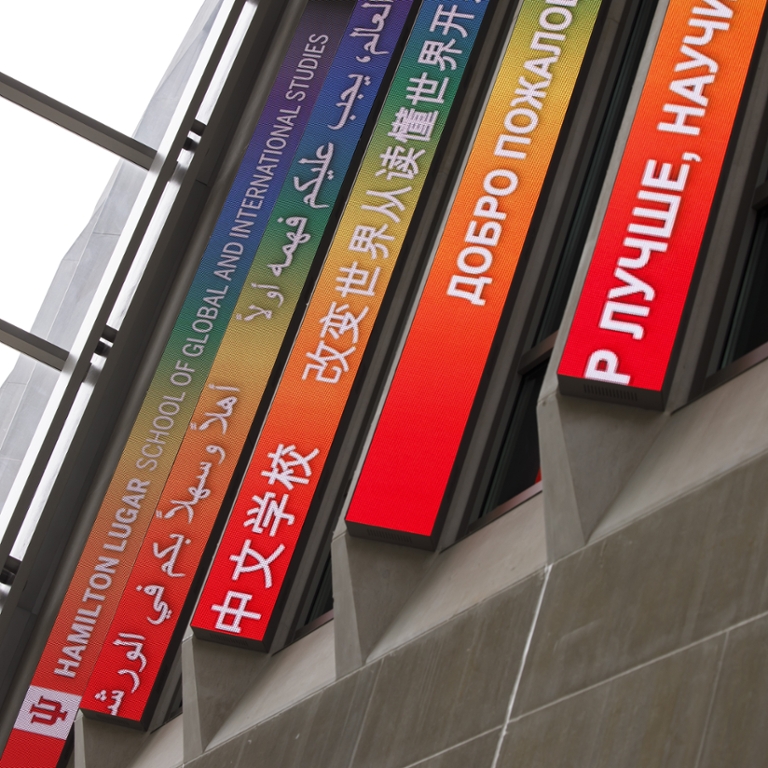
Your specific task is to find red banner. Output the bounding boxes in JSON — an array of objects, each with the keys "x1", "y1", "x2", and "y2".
[
  {"x1": 559, "y1": 0, "x2": 767, "y2": 406},
  {"x1": 345, "y1": 0, "x2": 602, "y2": 543}
]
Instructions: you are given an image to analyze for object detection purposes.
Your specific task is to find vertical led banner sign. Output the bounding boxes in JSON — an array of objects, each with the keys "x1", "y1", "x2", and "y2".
[
  {"x1": 345, "y1": 0, "x2": 603, "y2": 546},
  {"x1": 0, "y1": 3, "x2": 353, "y2": 764},
  {"x1": 193, "y1": 0, "x2": 490, "y2": 648},
  {"x1": 559, "y1": 0, "x2": 767, "y2": 408},
  {"x1": 80, "y1": 0, "x2": 415, "y2": 725}
]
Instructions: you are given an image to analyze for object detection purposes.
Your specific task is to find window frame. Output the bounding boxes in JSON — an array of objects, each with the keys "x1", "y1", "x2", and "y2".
[{"x1": 675, "y1": 11, "x2": 768, "y2": 407}]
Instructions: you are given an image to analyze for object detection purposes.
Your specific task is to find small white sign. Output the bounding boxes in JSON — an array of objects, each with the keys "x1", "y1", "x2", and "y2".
[{"x1": 14, "y1": 685, "x2": 81, "y2": 740}]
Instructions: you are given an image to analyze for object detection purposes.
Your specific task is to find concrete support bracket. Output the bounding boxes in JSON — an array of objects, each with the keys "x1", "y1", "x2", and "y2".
[
  {"x1": 74, "y1": 713, "x2": 149, "y2": 768},
  {"x1": 180, "y1": 628, "x2": 269, "y2": 762},
  {"x1": 538, "y1": 387, "x2": 666, "y2": 562},
  {"x1": 332, "y1": 519, "x2": 435, "y2": 678}
]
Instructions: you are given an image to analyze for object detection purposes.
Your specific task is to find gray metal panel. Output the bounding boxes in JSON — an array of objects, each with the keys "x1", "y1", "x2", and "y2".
[
  {"x1": 0, "y1": 322, "x2": 67, "y2": 371},
  {"x1": 0, "y1": 71, "x2": 156, "y2": 170}
]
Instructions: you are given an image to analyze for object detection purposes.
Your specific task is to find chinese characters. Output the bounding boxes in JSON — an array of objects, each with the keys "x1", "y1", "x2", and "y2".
[{"x1": 209, "y1": 442, "x2": 320, "y2": 634}]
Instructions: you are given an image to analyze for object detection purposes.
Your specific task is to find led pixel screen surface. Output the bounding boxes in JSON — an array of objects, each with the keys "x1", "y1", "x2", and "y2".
[
  {"x1": 79, "y1": 0, "x2": 415, "y2": 724},
  {"x1": 558, "y1": 0, "x2": 767, "y2": 406},
  {"x1": 345, "y1": 0, "x2": 603, "y2": 543},
  {"x1": 0, "y1": 2, "x2": 353, "y2": 762},
  {"x1": 192, "y1": 0, "x2": 490, "y2": 647}
]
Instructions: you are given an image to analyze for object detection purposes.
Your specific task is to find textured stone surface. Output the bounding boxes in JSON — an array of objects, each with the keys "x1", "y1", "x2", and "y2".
[
  {"x1": 0, "y1": 365, "x2": 57, "y2": 461},
  {"x1": 402, "y1": 729, "x2": 500, "y2": 768},
  {"x1": 351, "y1": 574, "x2": 544, "y2": 768},
  {"x1": 75, "y1": 713, "x2": 147, "y2": 768},
  {"x1": 698, "y1": 614, "x2": 768, "y2": 768},
  {"x1": 371, "y1": 495, "x2": 546, "y2": 661},
  {"x1": 595, "y1": 356, "x2": 768, "y2": 541},
  {"x1": 0, "y1": 376, "x2": 24, "y2": 442},
  {"x1": 516, "y1": 452, "x2": 768, "y2": 714},
  {"x1": 209, "y1": 621, "x2": 337, "y2": 750},
  {"x1": 0, "y1": 459, "x2": 21, "y2": 510},
  {"x1": 500, "y1": 637, "x2": 722, "y2": 768},
  {"x1": 126, "y1": 716, "x2": 183, "y2": 768},
  {"x1": 189, "y1": 662, "x2": 380, "y2": 768},
  {"x1": 185, "y1": 733, "x2": 243, "y2": 768}
]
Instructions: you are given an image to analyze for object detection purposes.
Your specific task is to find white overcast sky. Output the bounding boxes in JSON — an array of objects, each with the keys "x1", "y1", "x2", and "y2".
[{"x1": 0, "y1": 0, "x2": 206, "y2": 384}]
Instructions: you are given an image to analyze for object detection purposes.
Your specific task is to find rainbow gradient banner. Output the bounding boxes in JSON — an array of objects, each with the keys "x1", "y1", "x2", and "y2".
[
  {"x1": 346, "y1": 0, "x2": 603, "y2": 545},
  {"x1": 81, "y1": 0, "x2": 415, "y2": 724},
  {"x1": 0, "y1": 2, "x2": 353, "y2": 764},
  {"x1": 193, "y1": 0, "x2": 490, "y2": 647}
]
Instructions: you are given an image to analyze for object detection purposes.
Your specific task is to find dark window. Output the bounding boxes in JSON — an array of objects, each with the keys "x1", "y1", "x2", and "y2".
[
  {"x1": 720, "y1": 205, "x2": 768, "y2": 367},
  {"x1": 163, "y1": 677, "x2": 183, "y2": 724},
  {"x1": 293, "y1": 553, "x2": 333, "y2": 642},
  {"x1": 471, "y1": 362, "x2": 547, "y2": 529},
  {"x1": 464, "y1": 0, "x2": 658, "y2": 535},
  {"x1": 701, "y1": 156, "x2": 768, "y2": 395},
  {"x1": 305, "y1": 554, "x2": 334, "y2": 624}
]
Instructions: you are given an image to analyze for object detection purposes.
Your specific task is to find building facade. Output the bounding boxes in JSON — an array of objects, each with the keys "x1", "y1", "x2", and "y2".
[{"x1": 1, "y1": 0, "x2": 768, "y2": 765}]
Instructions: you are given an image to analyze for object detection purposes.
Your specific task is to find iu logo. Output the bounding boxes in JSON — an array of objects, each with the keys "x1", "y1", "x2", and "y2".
[
  {"x1": 14, "y1": 685, "x2": 80, "y2": 739},
  {"x1": 29, "y1": 696, "x2": 68, "y2": 726}
]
